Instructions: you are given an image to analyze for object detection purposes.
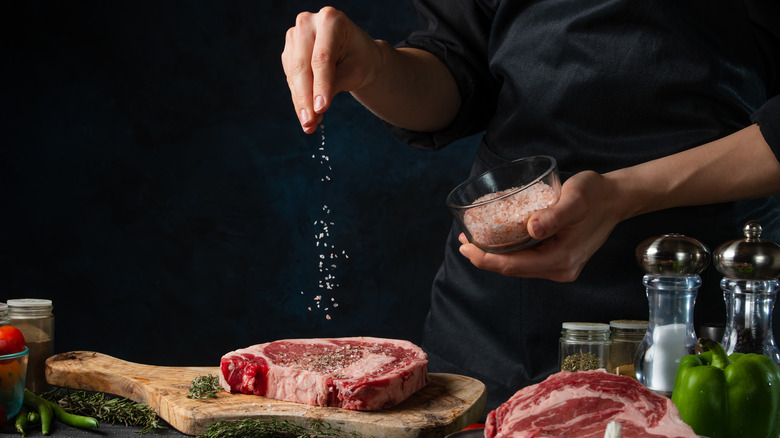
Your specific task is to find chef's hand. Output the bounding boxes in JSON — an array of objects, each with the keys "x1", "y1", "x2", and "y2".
[
  {"x1": 282, "y1": 7, "x2": 384, "y2": 134},
  {"x1": 458, "y1": 171, "x2": 623, "y2": 282},
  {"x1": 459, "y1": 124, "x2": 780, "y2": 282}
]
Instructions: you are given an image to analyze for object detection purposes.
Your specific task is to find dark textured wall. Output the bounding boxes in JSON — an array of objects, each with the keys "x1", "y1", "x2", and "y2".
[{"x1": 1, "y1": 1, "x2": 478, "y2": 366}]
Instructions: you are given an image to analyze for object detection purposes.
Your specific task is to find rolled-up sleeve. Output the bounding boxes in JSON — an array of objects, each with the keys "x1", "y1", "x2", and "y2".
[
  {"x1": 745, "y1": 0, "x2": 780, "y2": 161},
  {"x1": 387, "y1": 0, "x2": 500, "y2": 151},
  {"x1": 751, "y1": 95, "x2": 780, "y2": 162}
]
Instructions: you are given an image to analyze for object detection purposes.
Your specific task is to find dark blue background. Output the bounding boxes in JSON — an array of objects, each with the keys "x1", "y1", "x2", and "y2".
[{"x1": 1, "y1": 1, "x2": 479, "y2": 366}]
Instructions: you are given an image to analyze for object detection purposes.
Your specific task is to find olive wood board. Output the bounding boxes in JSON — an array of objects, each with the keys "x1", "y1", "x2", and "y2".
[{"x1": 45, "y1": 351, "x2": 487, "y2": 437}]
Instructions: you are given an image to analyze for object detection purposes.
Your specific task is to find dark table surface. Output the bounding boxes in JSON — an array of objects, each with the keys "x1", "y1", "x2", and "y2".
[{"x1": 1, "y1": 420, "x2": 189, "y2": 436}]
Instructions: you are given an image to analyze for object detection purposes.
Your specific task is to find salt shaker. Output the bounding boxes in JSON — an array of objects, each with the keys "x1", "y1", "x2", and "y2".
[
  {"x1": 713, "y1": 221, "x2": 780, "y2": 367},
  {"x1": 8, "y1": 299, "x2": 54, "y2": 393},
  {"x1": 634, "y1": 234, "x2": 710, "y2": 396}
]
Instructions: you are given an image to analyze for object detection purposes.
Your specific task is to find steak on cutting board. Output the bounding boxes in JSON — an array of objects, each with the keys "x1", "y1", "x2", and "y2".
[
  {"x1": 485, "y1": 370, "x2": 698, "y2": 438},
  {"x1": 219, "y1": 337, "x2": 429, "y2": 410}
]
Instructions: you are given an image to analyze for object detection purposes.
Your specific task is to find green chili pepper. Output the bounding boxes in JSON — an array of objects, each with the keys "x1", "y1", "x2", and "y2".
[
  {"x1": 23, "y1": 389, "x2": 100, "y2": 433},
  {"x1": 15, "y1": 405, "x2": 30, "y2": 436},
  {"x1": 23, "y1": 389, "x2": 53, "y2": 435},
  {"x1": 47, "y1": 398, "x2": 100, "y2": 429},
  {"x1": 672, "y1": 338, "x2": 780, "y2": 438},
  {"x1": 27, "y1": 410, "x2": 41, "y2": 426}
]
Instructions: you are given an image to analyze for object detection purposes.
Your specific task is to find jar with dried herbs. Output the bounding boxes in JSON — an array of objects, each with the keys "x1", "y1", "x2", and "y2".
[{"x1": 559, "y1": 322, "x2": 611, "y2": 372}]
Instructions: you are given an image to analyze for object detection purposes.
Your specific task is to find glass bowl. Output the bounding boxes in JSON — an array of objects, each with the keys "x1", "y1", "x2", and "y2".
[
  {"x1": 446, "y1": 155, "x2": 561, "y2": 254},
  {"x1": 0, "y1": 346, "x2": 29, "y2": 420}
]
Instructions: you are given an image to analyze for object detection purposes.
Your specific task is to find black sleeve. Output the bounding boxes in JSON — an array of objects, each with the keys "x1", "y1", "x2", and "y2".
[
  {"x1": 744, "y1": 0, "x2": 780, "y2": 161},
  {"x1": 751, "y1": 94, "x2": 780, "y2": 161},
  {"x1": 387, "y1": 0, "x2": 500, "y2": 151}
]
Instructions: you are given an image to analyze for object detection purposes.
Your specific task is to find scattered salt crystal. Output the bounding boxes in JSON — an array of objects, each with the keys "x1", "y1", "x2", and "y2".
[{"x1": 302, "y1": 124, "x2": 351, "y2": 321}]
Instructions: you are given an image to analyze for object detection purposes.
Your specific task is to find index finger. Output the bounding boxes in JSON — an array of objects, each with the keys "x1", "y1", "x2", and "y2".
[
  {"x1": 282, "y1": 13, "x2": 318, "y2": 133},
  {"x1": 309, "y1": 7, "x2": 349, "y2": 115}
]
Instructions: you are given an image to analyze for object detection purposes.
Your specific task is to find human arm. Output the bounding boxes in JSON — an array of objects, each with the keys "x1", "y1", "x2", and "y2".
[
  {"x1": 281, "y1": 6, "x2": 460, "y2": 134},
  {"x1": 459, "y1": 124, "x2": 780, "y2": 281}
]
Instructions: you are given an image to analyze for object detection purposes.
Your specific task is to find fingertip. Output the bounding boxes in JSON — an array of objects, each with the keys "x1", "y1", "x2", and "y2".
[
  {"x1": 314, "y1": 95, "x2": 327, "y2": 113},
  {"x1": 300, "y1": 108, "x2": 311, "y2": 124},
  {"x1": 458, "y1": 243, "x2": 472, "y2": 260},
  {"x1": 529, "y1": 218, "x2": 545, "y2": 240}
]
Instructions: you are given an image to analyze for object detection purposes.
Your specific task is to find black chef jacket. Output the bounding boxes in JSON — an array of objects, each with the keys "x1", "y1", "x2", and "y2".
[{"x1": 388, "y1": 0, "x2": 780, "y2": 414}]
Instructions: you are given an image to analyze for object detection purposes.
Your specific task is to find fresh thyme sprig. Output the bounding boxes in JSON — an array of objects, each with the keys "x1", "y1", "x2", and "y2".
[
  {"x1": 41, "y1": 390, "x2": 167, "y2": 434},
  {"x1": 188, "y1": 374, "x2": 223, "y2": 399},
  {"x1": 199, "y1": 418, "x2": 357, "y2": 438}
]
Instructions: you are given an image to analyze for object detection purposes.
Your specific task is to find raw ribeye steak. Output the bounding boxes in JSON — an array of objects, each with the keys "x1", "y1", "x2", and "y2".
[
  {"x1": 219, "y1": 337, "x2": 429, "y2": 410},
  {"x1": 485, "y1": 370, "x2": 697, "y2": 438}
]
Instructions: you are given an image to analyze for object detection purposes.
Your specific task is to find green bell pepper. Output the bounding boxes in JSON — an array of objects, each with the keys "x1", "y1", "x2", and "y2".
[{"x1": 671, "y1": 338, "x2": 780, "y2": 438}]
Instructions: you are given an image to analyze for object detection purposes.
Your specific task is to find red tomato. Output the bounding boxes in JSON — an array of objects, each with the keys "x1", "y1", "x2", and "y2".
[{"x1": 0, "y1": 326, "x2": 26, "y2": 356}]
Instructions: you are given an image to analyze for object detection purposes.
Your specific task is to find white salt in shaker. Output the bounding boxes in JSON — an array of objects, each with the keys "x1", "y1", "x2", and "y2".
[
  {"x1": 634, "y1": 234, "x2": 710, "y2": 396},
  {"x1": 8, "y1": 298, "x2": 54, "y2": 393}
]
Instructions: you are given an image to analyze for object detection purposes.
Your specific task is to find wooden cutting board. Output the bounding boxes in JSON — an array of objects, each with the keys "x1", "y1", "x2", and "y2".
[{"x1": 45, "y1": 351, "x2": 487, "y2": 437}]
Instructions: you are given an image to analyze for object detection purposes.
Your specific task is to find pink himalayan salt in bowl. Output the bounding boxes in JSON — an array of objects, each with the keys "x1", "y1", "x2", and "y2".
[{"x1": 446, "y1": 156, "x2": 561, "y2": 253}]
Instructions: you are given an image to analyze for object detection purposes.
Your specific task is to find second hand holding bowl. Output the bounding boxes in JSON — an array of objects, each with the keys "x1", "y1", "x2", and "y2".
[{"x1": 446, "y1": 155, "x2": 561, "y2": 254}]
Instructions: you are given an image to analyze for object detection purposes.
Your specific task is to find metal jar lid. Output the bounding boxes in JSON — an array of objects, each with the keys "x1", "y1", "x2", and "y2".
[
  {"x1": 635, "y1": 234, "x2": 710, "y2": 275},
  {"x1": 713, "y1": 221, "x2": 780, "y2": 280}
]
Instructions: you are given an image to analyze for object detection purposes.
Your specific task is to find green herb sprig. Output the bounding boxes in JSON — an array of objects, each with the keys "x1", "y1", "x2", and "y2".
[
  {"x1": 188, "y1": 374, "x2": 223, "y2": 399},
  {"x1": 200, "y1": 418, "x2": 356, "y2": 438},
  {"x1": 41, "y1": 390, "x2": 166, "y2": 434}
]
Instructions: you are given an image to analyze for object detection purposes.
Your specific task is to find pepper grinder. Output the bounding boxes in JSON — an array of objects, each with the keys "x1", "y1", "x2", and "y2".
[
  {"x1": 634, "y1": 234, "x2": 710, "y2": 396},
  {"x1": 713, "y1": 221, "x2": 780, "y2": 367}
]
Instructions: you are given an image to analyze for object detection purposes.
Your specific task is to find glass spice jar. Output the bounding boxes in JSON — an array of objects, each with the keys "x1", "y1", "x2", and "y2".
[
  {"x1": 0, "y1": 303, "x2": 9, "y2": 326},
  {"x1": 559, "y1": 322, "x2": 611, "y2": 372},
  {"x1": 8, "y1": 298, "x2": 54, "y2": 393},
  {"x1": 609, "y1": 320, "x2": 647, "y2": 378}
]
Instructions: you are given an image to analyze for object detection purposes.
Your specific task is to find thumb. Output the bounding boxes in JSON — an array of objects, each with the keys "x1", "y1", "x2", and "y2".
[{"x1": 527, "y1": 201, "x2": 566, "y2": 240}]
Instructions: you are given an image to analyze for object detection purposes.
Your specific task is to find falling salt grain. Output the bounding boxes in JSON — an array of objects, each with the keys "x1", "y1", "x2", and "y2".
[{"x1": 303, "y1": 124, "x2": 351, "y2": 321}]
